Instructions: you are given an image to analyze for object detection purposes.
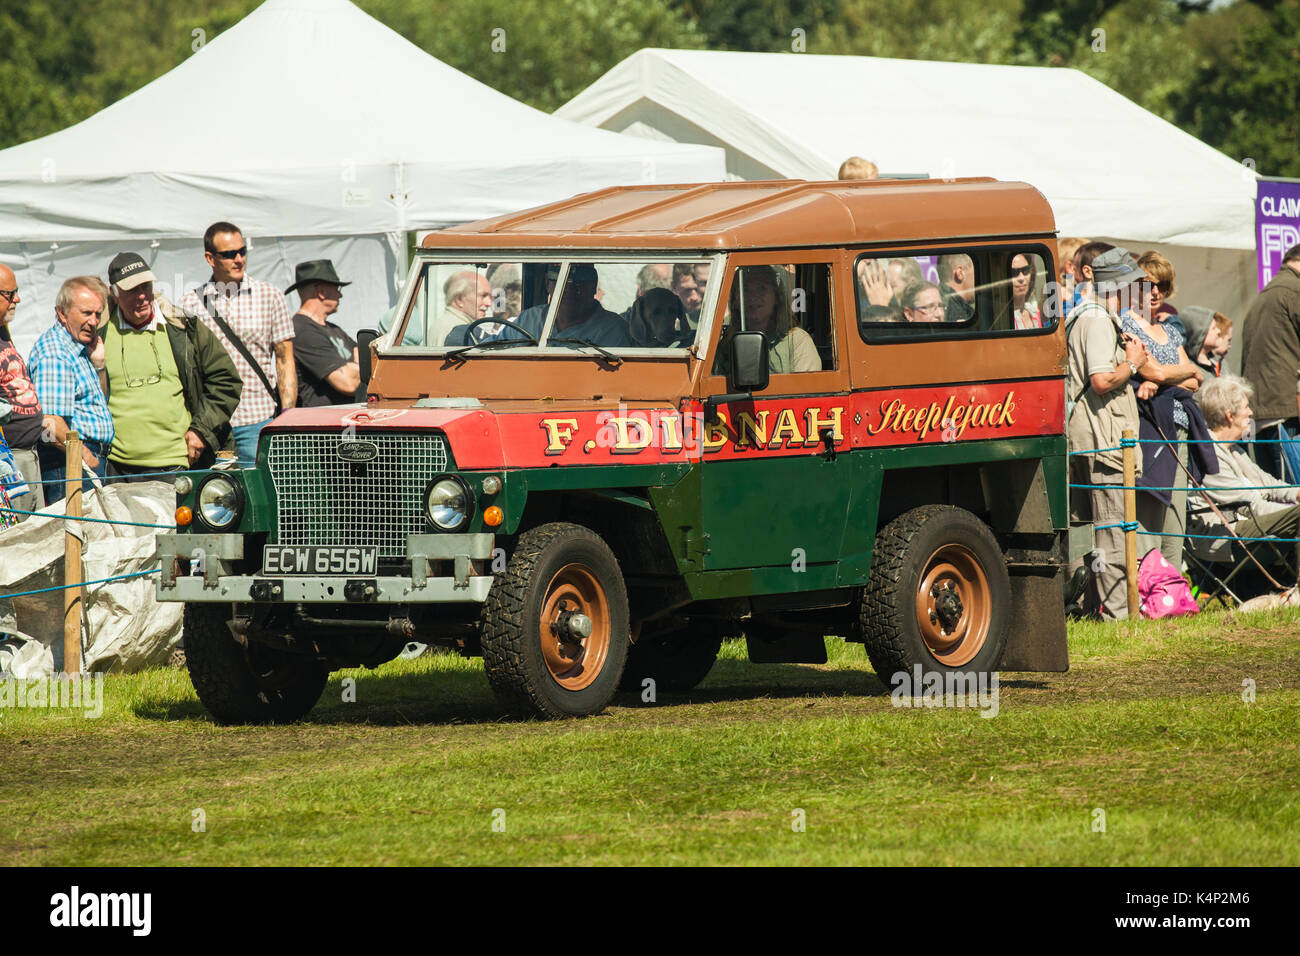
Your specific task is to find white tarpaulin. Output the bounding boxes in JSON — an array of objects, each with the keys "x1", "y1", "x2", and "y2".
[
  {"x1": 0, "y1": 0, "x2": 725, "y2": 358},
  {"x1": 0, "y1": 482, "x2": 180, "y2": 672},
  {"x1": 556, "y1": 49, "x2": 1259, "y2": 324}
]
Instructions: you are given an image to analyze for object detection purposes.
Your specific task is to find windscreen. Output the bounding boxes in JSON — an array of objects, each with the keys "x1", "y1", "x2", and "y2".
[{"x1": 387, "y1": 257, "x2": 715, "y2": 352}]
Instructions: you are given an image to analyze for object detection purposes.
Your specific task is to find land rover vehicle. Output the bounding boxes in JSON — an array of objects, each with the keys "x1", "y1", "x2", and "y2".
[{"x1": 157, "y1": 178, "x2": 1069, "y2": 722}]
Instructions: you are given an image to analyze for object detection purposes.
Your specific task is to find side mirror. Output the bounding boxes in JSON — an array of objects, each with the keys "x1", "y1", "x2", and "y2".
[
  {"x1": 356, "y1": 328, "x2": 378, "y2": 400},
  {"x1": 705, "y1": 330, "x2": 769, "y2": 424},
  {"x1": 728, "y1": 330, "x2": 769, "y2": 393}
]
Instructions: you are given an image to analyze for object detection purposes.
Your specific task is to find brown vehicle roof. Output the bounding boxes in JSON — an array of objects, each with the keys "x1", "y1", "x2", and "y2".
[{"x1": 420, "y1": 178, "x2": 1056, "y2": 251}]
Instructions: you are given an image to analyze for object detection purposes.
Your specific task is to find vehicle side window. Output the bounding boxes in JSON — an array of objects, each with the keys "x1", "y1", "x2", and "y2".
[
  {"x1": 712, "y1": 262, "x2": 835, "y2": 375},
  {"x1": 855, "y1": 247, "x2": 1057, "y2": 342}
]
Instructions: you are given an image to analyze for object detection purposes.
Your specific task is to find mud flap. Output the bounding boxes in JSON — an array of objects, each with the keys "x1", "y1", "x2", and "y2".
[{"x1": 998, "y1": 568, "x2": 1069, "y2": 671}]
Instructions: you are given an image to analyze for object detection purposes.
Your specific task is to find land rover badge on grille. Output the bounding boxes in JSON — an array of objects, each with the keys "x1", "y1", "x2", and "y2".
[{"x1": 337, "y1": 440, "x2": 380, "y2": 463}]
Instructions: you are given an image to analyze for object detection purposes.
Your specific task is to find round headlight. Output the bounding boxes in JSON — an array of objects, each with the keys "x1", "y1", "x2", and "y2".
[
  {"x1": 196, "y1": 475, "x2": 243, "y2": 529},
  {"x1": 173, "y1": 474, "x2": 193, "y2": 496},
  {"x1": 425, "y1": 476, "x2": 472, "y2": 532}
]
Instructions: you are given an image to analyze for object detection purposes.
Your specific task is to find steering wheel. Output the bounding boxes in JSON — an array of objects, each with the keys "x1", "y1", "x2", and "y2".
[{"x1": 462, "y1": 317, "x2": 539, "y2": 346}]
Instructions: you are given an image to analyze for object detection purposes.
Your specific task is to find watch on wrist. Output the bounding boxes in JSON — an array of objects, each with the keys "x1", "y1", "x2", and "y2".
[{"x1": 1125, "y1": 360, "x2": 1139, "y2": 377}]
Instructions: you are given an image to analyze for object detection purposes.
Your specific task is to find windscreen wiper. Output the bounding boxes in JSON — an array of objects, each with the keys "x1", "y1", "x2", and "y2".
[
  {"x1": 548, "y1": 338, "x2": 624, "y2": 366},
  {"x1": 444, "y1": 337, "x2": 536, "y2": 361}
]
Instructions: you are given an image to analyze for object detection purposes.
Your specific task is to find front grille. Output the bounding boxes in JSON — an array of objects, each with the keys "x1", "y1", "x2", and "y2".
[{"x1": 266, "y1": 431, "x2": 450, "y2": 558}]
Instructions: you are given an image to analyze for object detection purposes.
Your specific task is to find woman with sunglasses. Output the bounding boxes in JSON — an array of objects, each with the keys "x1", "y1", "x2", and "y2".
[
  {"x1": 1009, "y1": 253, "x2": 1042, "y2": 329},
  {"x1": 1120, "y1": 260, "x2": 1205, "y2": 576},
  {"x1": 1137, "y1": 250, "x2": 1187, "y2": 343}
]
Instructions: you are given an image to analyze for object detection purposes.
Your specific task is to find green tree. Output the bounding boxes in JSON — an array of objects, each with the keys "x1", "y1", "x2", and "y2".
[
  {"x1": 813, "y1": 0, "x2": 1021, "y2": 62},
  {"x1": 1170, "y1": 0, "x2": 1300, "y2": 177},
  {"x1": 359, "y1": 0, "x2": 708, "y2": 112},
  {"x1": 668, "y1": 0, "x2": 842, "y2": 51}
]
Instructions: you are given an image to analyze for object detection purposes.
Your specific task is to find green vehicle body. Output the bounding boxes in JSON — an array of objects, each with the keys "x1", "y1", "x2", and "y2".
[{"x1": 157, "y1": 178, "x2": 1071, "y2": 721}]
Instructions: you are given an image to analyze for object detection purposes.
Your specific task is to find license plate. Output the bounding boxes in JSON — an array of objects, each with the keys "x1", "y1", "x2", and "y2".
[{"x1": 263, "y1": 545, "x2": 378, "y2": 576}]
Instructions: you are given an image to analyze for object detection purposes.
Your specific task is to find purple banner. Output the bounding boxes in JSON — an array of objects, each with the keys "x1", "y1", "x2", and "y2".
[{"x1": 1257, "y1": 179, "x2": 1300, "y2": 290}]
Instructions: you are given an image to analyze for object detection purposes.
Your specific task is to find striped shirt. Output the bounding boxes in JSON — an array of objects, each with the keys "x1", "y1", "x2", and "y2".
[
  {"x1": 28, "y1": 321, "x2": 115, "y2": 446},
  {"x1": 182, "y1": 276, "x2": 293, "y2": 426}
]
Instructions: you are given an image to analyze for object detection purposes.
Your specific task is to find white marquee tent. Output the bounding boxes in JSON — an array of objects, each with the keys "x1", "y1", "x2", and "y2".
[
  {"x1": 0, "y1": 1, "x2": 724, "y2": 358},
  {"x1": 557, "y1": 49, "x2": 1260, "y2": 324}
]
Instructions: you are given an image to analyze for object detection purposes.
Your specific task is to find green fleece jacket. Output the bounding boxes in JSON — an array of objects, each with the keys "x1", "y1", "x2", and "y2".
[{"x1": 105, "y1": 297, "x2": 242, "y2": 467}]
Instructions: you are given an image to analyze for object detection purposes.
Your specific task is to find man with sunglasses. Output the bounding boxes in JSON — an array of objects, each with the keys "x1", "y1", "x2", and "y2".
[
  {"x1": 102, "y1": 252, "x2": 240, "y2": 481},
  {"x1": 181, "y1": 221, "x2": 295, "y2": 466}
]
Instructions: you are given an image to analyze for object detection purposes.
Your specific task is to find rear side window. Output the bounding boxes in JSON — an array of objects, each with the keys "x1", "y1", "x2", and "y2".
[{"x1": 855, "y1": 247, "x2": 1058, "y2": 343}]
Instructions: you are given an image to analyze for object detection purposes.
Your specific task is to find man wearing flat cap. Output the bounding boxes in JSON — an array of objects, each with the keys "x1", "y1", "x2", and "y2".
[
  {"x1": 101, "y1": 252, "x2": 241, "y2": 479},
  {"x1": 286, "y1": 260, "x2": 361, "y2": 406},
  {"x1": 1065, "y1": 245, "x2": 1153, "y2": 619}
]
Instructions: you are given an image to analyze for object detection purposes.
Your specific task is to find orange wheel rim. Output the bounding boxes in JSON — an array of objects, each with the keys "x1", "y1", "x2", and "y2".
[
  {"x1": 539, "y1": 563, "x2": 610, "y2": 691},
  {"x1": 913, "y1": 544, "x2": 991, "y2": 667}
]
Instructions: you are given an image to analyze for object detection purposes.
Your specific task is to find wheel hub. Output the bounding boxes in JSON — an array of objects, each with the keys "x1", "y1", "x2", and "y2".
[
  {"x1": 932, "y1": 584, "x2": 964, "y2": 631},
  {"x1": 539, "y1": 564, "x2": 611, "y2": 691},
  {"x1": 915, "y1": 543, "x2": 992, "y2": 667}
]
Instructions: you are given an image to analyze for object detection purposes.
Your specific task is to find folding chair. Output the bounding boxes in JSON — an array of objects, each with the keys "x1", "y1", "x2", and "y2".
[{"x1": 1183, "y1": 511, "x2": 1297, "y2": 607}]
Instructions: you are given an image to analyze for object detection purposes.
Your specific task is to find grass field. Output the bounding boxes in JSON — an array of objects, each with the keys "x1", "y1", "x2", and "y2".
[{"x1": 2, "y1": 606, "x2": 1297, "y2": 866}]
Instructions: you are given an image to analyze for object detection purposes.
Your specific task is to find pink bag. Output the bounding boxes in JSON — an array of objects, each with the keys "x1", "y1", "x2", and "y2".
[{"x1": 1138, "y1": 548, "x2": 1199, "y2": 619}]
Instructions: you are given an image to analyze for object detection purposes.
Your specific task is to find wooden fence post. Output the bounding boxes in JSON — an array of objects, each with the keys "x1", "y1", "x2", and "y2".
[
  {"x1": 63, "y1": 431, "x2": 83, "y2": 674},
  {"x1": 1122, "y1": 428, "x2": 1139, "y2": 618}
]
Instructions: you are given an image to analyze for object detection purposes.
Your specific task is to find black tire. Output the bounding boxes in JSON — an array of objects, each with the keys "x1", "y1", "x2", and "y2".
[
  {"x1": 480, "y1": 522, "x2": 630, "y2": 718},
  {"x1": 184, "y1": 603, "x2": 328, "y2": 724},
  {"x1": 860, "y1": 505, "x2": 1009, "y2": 682},
  {"x1": 619, "y1": 624, "x2": 723, "y2": 693}
]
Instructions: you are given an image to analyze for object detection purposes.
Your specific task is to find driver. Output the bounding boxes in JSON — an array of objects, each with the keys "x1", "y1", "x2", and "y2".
[
  {"x1": 434, "y1": 270, "x2": 492, "y2": 346},
  {"x1": 501, "y1": 264, "x2": 631, "y2": 347}
]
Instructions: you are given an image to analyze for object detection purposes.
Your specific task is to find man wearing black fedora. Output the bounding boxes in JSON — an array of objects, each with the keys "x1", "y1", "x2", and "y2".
[{"x1": 286, "y1": 260, "x2": 360, "y2": 407}]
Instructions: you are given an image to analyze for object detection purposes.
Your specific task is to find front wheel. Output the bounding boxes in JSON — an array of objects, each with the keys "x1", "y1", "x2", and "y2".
[
  {"x1": 860, "y1": 505, "x2": 1009, "y2": 682},
  {"x1": 481, "y1": 523, "x2": 630, "y2": 718},
  {"x1": 183, "y1": 604, "x2": 328, "y2": 724}
]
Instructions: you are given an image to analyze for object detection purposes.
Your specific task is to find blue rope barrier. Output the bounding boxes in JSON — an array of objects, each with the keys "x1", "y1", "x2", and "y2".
[
  {"x1": 1087, "y1": 523, "x2": 1300, "y2": 543},
  {"x1": 1069, "y1": 438, "x2": 1292, "y2": 455},
  {"x1": 1, "y1": 568, "x2": 159, "y2": 601},
  {"x1": 1069, "y1": 446, "x2": 1124, "y2": 455},
  {"x1": 15, "y1": 462, "x2": 255, "y2": 488},
  {"x1": 0, "y1": 506, "x2": 175, "y2": 529},
  {"x1": 1070, "y1": 483, "x2": 1300, "y2": 491}
]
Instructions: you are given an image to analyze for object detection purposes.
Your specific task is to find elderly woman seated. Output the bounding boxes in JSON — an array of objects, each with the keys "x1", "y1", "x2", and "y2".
[{"x1": 1192, "y1": 374, "x2": 1300, "y2": 572}]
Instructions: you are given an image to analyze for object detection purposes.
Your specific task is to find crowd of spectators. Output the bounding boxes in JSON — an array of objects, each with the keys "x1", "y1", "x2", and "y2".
[
  {"x1": 0, "y1": 221, "x2": 366, "y2": 524},
  {"x1": 1066, "y1": 236, "x2": 1300, "y2": 618}
]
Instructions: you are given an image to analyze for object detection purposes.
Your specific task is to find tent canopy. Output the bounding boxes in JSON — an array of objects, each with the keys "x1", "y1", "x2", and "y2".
[
  {"x1": 555, "y1": 48, "x2": 1255, "y2": 251},
  {"x1": 0, "y1": 1, "x2": 723, "y2": 358},
  {"x1": 0, "y1": 1, "x2": 724, "y2": 243}
]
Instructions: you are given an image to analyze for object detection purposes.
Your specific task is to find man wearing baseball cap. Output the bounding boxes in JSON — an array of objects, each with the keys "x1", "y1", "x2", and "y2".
[
  {"x1": 1065, "y1": 245, "x2": 1152, "y2": 619},
  {"x1": 100, "y1": 252, "x2": 241, "y2": 479}
]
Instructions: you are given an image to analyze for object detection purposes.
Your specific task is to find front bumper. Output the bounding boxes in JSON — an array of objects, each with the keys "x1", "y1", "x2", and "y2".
[{"x1": 155, "y1": 532, "x2": 495, "y2": 604}]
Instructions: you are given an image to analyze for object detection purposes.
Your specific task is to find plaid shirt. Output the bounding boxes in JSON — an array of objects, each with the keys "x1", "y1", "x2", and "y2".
[
  {"x1": 182, "y1": 275, "x2": 294, "y2": 426},
  {"x1": 28, "y1": 322, "x2": 115, "y2": 446}
]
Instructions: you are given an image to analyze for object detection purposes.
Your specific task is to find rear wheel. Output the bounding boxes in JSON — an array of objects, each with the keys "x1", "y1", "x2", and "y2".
[
  {"x1": 620, "y1": 623, "x2": 723, "y2": 693},
  {"x1": 860, "y1": 505, "x2": 1009, "y2": 682},
  {"x1": 481, "y1": 523, "x2": 629, "y2": 718},
  {"x1": 183, "y1": 603, "x2": 328, "y2": 724}
]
